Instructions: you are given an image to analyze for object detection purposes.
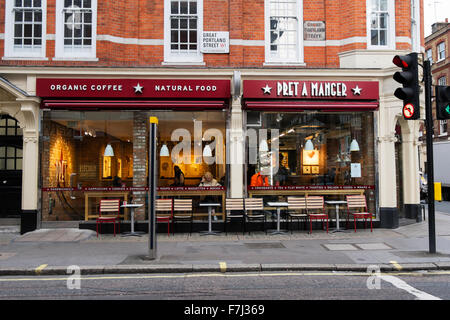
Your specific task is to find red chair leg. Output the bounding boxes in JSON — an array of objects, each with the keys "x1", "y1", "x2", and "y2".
[
  {"x1": 310, "y1": 220, "x2": 312, "y2": 234},
  {"x1": 326, "y1": 218, "x2": 328, "y2": 233},
  {"x1": 96, "y1": 222, "x2": 98, "y2": 237},
  {"x1": 354, "y1": 216, "x2": 357, "y2": 232}
]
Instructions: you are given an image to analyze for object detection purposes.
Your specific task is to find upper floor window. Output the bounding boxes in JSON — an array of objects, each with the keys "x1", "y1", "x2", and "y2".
[
  {"x1": 55, "y1": 0, "x2": 97, "y2": 60},
  {"x1": 164, "y1": 0, "x2": 203, "y2": 64},
  {"x1": 0, "y1": 116, "x2": 22, "y2": 137},
  {"x1": 437, "y1": 42, "x2": 446, "y2": 62},
  {"x1": 438, "y1": 76, "x2": 447, "y2": 86},
  {"x1": 426, "y1": 48, "x2": 433, "y2": 64},
  {"x1": 4, "y1": 0, "x2": 46, "y2": 59},
  {"x1": 439, "y1": 120, "x2": 447, "y2": 135},
  {"x1": 265, "y1": 0, "x2": 303, "y2": 65},
  {"x1": 367, "y1": 0, "x2": 395, "y2": 49}
]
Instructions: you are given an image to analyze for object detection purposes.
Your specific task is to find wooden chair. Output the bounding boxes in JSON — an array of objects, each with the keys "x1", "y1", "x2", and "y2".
[
  {"x1": 224, "y1": 198, "x2": 246, "y2": 235},
  {"x1": 173, "y1": 199, "x2": 193, "y2": 235},
  {"x1": 346, "y1": 195, "x2": 373, "y2": 232},
  {"x1": 156, "y1": 198, "x2": 173, "y2": 236},
  {"x1": 244, "y1": 198, "x2": 266, "y2": 234},
  {"x1": 287, "y1": 197, "x2": 308, "y2": 233},
  {"x1": 306, "y1": 196, "x2": 328, "y2": 234},
  {"x1": 96, "y1": 199, "x2": 121, "y2": 237}
]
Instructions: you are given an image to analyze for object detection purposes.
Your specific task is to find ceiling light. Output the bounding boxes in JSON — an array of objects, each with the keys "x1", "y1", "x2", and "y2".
[
  {"x1": 203, "y1": 144, "x2": 212, "y2": 157},
  {"x1": 304, "y1": 139, "x2": 314, "y2": 151},
  {"x1": 259, "y1": 139, "x2": 269, "y2": 152},
  {"x1": 350, "y1": 139, "x2": 360, "y2": 152},
  {"x1": 160, "y1": 144, "x2": 170, "y2": 157},
  {"x1": 104, "y1": 144, "x2": 114, "y2": 157}
]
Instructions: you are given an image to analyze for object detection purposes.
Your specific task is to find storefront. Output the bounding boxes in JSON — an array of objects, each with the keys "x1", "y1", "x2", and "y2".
[
  {"x1": 37, "y1": 78, "x2": 230, "y2": 224},
  {"x1": 242, "y1": 80, "x2": 379, "y2": 220}
]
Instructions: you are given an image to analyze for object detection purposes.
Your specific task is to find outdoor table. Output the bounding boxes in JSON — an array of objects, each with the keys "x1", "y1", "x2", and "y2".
[
  {"x1": 199, "y1": 203, "x2": 222, "y2": 236},
  {"x1": 121, "y1": 203, "x2": 144, "y2": 237},
  {"x1": 267, "y1": 202, "x2": 289, "y2": 235},
  {"x1": 325, "y1": 200, "x2": 347, "y2": 233}
]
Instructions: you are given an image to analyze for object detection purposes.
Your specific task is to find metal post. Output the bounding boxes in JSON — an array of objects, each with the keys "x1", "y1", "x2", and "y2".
[
  {"x1": 424, "y1": 60, "x2": 436, "y2": 254},
  {"x1": 148, "y1": 117, "x2": 158, "y2": 259}
]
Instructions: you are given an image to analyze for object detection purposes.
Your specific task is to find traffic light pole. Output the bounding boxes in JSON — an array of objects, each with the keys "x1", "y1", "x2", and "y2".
[{"x1": 424, "y1": 60, "x2": 436, "y2": 254}]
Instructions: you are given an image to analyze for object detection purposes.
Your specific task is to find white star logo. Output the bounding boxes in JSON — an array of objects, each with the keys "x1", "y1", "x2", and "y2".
[
  {"x1": 352, "y1": 85, "x2": 362, "y2": 96},
  {"x1": 262, "y1": 84, "x2": 272, "y2": 95},
  {"x1": 134, "y1": 83, "x2": 144, "y2": 94}
]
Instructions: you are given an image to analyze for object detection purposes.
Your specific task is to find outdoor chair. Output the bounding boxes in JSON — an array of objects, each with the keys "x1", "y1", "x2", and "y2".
[
  {"x1": 156, "y1": 198, "x2": 173, "y2": 236},
  {"x1": 224, "y1": 198, "x2": 246, "y2": 235},
  {"x1": 244, "y1": 198, "x2": 266, "y2": 234},
  {"x1": 306, "y1": 196, "x2": 328, "y2": 234},
  {"x1": 172, "y1": 199, "x2": 193, "y2": 235},
  {"x1": 96, "y1": 199, "x2": 121, "y2": 237},
  {"x1": 287, "y1": 196, "x2": 308, "y2": 233},
  {"x1": 346, "y1": 195, "x2": 373, "y2": 232}
]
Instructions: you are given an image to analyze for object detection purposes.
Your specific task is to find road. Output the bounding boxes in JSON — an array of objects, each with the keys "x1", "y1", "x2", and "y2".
[
  {"x1": 0, "y1": 271, "x2": 448, "y2": 302},
  {"x1": 435, "y1": 200, "x2": 450, "y2": 214}
]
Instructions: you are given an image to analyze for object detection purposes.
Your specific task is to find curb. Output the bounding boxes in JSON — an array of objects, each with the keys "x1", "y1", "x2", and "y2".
[{"x1": 1, "y1": 262, "x2": 449, "y2": 276}]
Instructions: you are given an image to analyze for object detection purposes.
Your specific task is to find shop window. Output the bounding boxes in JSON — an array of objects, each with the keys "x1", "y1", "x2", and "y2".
[
  {"x1": 55, "y1": 0, "x2": 97, "y2": 60},
  {"x1": 4, "y1": 0, "x2": 47, "y2": 59},
  {"x1": 246, "y1": 112, "x2": 375, "y2": 188},
  {"x1": 41, "y1": 110, "x2": 227, "y2": 221},
  {"x1": 367, "y1": 0, "x2": 395, "y2": 49},
  {"x1": 164, "y1": 0, "x2": 203, "y2": 64},
  {"x1": 264, "y1": 0, "x2": 304, "y2": 65}
]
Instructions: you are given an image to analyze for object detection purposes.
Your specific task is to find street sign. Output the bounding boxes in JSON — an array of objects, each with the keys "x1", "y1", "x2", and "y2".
[{"x1": 403, "y1": 103, "x2": 415, "y2": 119}]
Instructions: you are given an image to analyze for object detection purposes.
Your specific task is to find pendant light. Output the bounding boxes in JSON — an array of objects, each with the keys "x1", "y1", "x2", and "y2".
[
  {"x1": 304, "y1": 139, "x2": 314, "y2": 151},
  {"x1": 259, "y1": 139, "x2": 269, "y2": 152},
  {"x1": 203, "y1": 144, "x2": 212, "y2": 157},
  {"x1": 104, "y1": 144, "x2": 114, "y2": 157},
  {"x1": 160, "y1": 144, "x2": 170, "y2": 157},
  {"x1": 349, "y1": 138, "x2": 360, "y2": 152}
]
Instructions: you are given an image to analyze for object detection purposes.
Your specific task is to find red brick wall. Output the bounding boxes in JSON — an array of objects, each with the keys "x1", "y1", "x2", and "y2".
[{"x1": 0, "y1": 0, "x2": 423, "y2": 68}]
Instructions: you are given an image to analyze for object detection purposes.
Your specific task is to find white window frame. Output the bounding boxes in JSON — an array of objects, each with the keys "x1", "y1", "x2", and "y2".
[
  {"x1": 264, "y1": 0, "x2": 304, "y2": 65},
  {"x1": 163, "y1": 0, "x2": 204, "y2": 65},
  {"x1": 438, "y1": 76, "x2": 447, "y2": 86},
  {"x1": 426, "y1": 48, "x2": 433, "y2": 64},
  {"x1": 366, "y1": 0, "x2": 395, "y2": 50},
  {"x1": 411, "y1": 0, "x2": 420, "y2": 52},
  {"x1": 3, "y1": 0, "x2": 47, "y2": 59},
  {"x1": 439, "y1": 120, "x2": 447, "y2": 136},
  {"x1": 437, "y1": 42, "x2": 446, "y2": 62},
  {"x1": 54, "y1": 0, "x2": 97, "y2": 60}
]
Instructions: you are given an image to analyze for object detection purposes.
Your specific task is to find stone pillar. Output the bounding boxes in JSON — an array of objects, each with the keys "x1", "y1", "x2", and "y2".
[
  {"x1": 132, "y1": 112, "x2": 148, "y2": 220},
  {"x1": 18, "y1": 100, "x2": 40, "y2": 233},
  {"x1": 377, "y1": 132, "x2": 399, "y2": 228},
  {"x1": 401, "y1": 121, "x2": 421, "y2": 220},
  {"x1": 228, "y1": 96, "x2": 244, "y2": 198}
]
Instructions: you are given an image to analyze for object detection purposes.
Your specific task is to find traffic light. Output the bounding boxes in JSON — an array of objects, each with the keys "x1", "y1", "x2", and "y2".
[
  {"x1": 436, "y1": 86, "x2": 450, "y2": 120},
  {"x1": 393, "y1": 52, "x2": 420, "y2": 120}
]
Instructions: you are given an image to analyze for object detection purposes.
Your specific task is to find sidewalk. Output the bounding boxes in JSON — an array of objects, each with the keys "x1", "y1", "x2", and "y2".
[{"x1": 1, "y1": 210, "x2": 450, "y2": 276}]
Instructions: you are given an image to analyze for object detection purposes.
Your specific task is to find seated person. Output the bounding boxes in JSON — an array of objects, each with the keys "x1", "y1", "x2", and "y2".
[
  {"x1": 199, "y1": 172, "x2": 221, "y2": 187},
  {"x1": 198, "y1": 172, "x2": 221, "y2": 219}
]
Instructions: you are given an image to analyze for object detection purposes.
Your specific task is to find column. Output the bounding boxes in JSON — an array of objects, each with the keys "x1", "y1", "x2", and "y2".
[
  {"x1": 132, "y1": 112, "x2": 147, "y2": 220},
  {"x1": 228, "y1": 95, "x2": 244, "y2": 198}
]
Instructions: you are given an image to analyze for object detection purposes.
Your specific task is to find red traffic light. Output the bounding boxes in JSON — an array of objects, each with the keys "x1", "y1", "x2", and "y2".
[{"x1": 393, "y1": 55, "x2": 411, "y2": 69}]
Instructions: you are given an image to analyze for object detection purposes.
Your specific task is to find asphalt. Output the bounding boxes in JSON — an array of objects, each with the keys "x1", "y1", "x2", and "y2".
[{"x1": 1, "y1": 209, "x2": 450, "y2": 276}]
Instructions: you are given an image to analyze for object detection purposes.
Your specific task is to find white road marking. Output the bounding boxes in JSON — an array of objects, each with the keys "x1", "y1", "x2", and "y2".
[{"x1": 380, "y1": 275, "x2": 441, "y2": 300}]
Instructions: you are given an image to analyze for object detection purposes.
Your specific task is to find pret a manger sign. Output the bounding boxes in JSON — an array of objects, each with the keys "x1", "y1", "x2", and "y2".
[
  {"x1": 36, "y1": 79, "x2": 231, "y2": 99},
  {"x1": 244, "y1": 80, "x2": 379, "y2": 100}
]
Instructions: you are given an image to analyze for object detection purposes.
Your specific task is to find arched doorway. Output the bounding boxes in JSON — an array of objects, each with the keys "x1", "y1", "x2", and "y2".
[{"x1": 0, "y1": 114, "x2": 23, "y2": 218}]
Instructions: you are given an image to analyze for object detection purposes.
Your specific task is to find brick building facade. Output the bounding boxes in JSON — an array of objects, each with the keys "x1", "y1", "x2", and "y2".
[{"x1": 0, "y1": 0, "x2": 425, "y2": 232}]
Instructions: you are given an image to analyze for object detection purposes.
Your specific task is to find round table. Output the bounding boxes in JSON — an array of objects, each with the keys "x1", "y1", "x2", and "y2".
[{"x1": 121, "y1": 203, "x2": 144, "y2": 237}]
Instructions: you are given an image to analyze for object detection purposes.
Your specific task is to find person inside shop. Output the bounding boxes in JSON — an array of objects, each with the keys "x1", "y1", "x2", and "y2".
[
  {"x1": 112, "y1": 176, "x2": 123, "y2": 187},
  {"x1": 198, "y1": 171, "x2": 222, "y2": 220},
  {"x1": 171, "y1": 165, "x2": 185, "y2": 187},
  {"x1": 250, "y1": 171, "x2": 269, "y2": 187},
  {"x1": 325, "y1": 167, "x2": 336, "y2": 185},
  {"x1": 199, "y1": 171, "x2": 221, "y2": 187},
  {"x1": 274, "y1": 153, "x2": 289, "y2": 186}
]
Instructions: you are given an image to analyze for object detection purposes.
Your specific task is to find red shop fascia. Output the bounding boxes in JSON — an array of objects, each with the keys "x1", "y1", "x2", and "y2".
[
  {"x1": 36, "y1": 78, "x2": 231, "y2": 110},
  {"x1": 242, "y1": 80, "x2": 379, "y2": 111}
]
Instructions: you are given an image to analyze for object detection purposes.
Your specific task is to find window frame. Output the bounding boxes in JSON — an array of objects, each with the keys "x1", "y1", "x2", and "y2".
[
  {"x1": 54, "y1": 0, "x2": 98, "y2": 60},
  {"x1": 366, "y1": 0, "x2": 395, "y2": 50},
  {"x1": 3, "y1": 0, "x2": 47, "y2": 59},
  {"x1": 163, "y1": 0, "x2": 204, "y2": 65},
  {"x1": 426, "y1": 48, "x2": 433, "y2": 64},
  {"x1": 264, "y1": 0, "x2": 304, "y2": 65},
  {"x1": 437, "y1": 42, "x2": 446, "y2": 62}
]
